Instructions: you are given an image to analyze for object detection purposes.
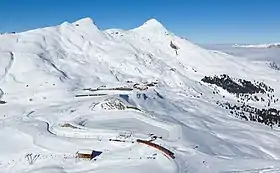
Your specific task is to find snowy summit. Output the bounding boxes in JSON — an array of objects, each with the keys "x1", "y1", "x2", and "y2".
[
  {"x1": 1, "y1": 17, "x2": 280, "y2": 173},
  {"x1": 139, "y1": 18, "x2": 166, "y2": 30}
]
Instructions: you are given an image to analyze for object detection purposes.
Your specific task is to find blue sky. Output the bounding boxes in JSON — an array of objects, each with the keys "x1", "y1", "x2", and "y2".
[{"x1": 0, "y1": 0, "x2": 279, "y2": 44}]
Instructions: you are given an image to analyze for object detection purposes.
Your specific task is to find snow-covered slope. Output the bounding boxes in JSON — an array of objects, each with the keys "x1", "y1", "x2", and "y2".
[{"x1": 1, "y1": 18, "x2": 280, "y2": 173}]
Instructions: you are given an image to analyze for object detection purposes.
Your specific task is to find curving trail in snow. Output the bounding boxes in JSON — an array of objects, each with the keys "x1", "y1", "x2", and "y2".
[
  {"x1": 0, "y1": 52, "x2": 15, "y2": 94},
  {"x1": 0, "y1": 88, "x2": 3, "y2": 100}
]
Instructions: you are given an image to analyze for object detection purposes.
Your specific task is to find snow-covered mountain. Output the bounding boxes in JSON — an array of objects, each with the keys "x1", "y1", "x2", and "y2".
[
  {"x1": 1, "y1": 18, "x2": 280, "y2": 173},
  {"x1": 233, "y1": 43, "x2": 280, "y2": 48}
]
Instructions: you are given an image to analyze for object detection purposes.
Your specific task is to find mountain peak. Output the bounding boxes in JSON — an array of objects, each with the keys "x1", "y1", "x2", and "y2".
[
  {"x1": 144, "y1": 18, "x2": 164, "y2": 27},
  {"x1": 135, "y1": 18, "x2": 167, "y2": 32},
  {"x1": 73, "y1": 17, "x2": 96, "y2": 27}
]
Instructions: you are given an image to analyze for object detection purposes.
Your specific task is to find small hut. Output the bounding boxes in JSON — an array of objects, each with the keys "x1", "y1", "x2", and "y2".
[{"x1": 76, "y1": 149, "x2": 102, "y2": 160}]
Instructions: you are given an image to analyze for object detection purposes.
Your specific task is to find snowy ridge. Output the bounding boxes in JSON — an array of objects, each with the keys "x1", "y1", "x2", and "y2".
[
  {"x1": 1, "y1": 17, "x2": 280, "y2": 173},
  {"x1": 233, "y1": 43, "x2": 280, "y2": 48}
]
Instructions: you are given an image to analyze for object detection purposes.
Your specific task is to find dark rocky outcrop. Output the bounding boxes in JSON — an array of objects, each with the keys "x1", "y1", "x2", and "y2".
[
  {"x1": 267, "y1": 44, "x2": 280, "y2": 49},
  {"x1": 217, "y1": 101, "x2": 280, "y2": 128},
  {"x1": 0, "y1": 100, "x2": 6, "y2": 104},
  {"x1": 267, "y1": 61, "x2": 280, "y2": 71},
  {"x1": 202, "y1": 74, "x2": 273, "y2": 94}
]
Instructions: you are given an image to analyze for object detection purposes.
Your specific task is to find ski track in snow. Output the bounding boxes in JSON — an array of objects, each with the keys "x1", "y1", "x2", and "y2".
[
  {"x1": 0, "y1": 52, "x2": 14, "y2": 82},
  {"x1": 1, "y1": 18, "x2": 280, "y2": 172}
]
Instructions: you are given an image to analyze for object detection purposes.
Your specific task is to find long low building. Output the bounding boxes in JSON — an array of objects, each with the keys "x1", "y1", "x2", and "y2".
[{"x1": 136, "y1": 139, "x2": 175, "y2": 159}]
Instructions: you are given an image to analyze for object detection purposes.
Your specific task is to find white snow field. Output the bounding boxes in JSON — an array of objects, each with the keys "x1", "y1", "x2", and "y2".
[{"x1": 1, "y1": 18, "x2": 280, "y2": 173}]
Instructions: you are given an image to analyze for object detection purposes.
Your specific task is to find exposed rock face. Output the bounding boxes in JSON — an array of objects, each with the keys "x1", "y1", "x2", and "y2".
[
  {"x1": 170, "y1": 41, "x2": 179, "y2": 50},
  {"x1": 267, "y1": 61, "x2": 280, "y2": 71},
  {"x1": 267, "y1": 44, "x2": 280, "y2": 49},
  {"x1": 0, "y1": 100, "x2": 6, "y2": 104},
  {"x1": 0, "y1": 88, "x2": 3, "y2": 100},
  {"x1": 0, "y1": 89, "x2": 5, "y2": 104},
  {"x1": 101, "y1": 98, "x2": 126, "y2": 110}
]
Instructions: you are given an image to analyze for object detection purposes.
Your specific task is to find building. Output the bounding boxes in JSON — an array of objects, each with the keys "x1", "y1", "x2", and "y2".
[
  {"x1": 136, "y1": 139, "x2": 175, "y2": 159},
  {"x1": 76, "y1": 149, "x2": 102, "y2": 160}
]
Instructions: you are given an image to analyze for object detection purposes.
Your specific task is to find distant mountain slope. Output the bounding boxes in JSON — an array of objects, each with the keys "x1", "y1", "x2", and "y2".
[
  {"x1": 0, "y1": 18, "x2": 248, "y2": 102},
  {"x1": 233, "y1": 43, "x2": 280, "y2": 48}
]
